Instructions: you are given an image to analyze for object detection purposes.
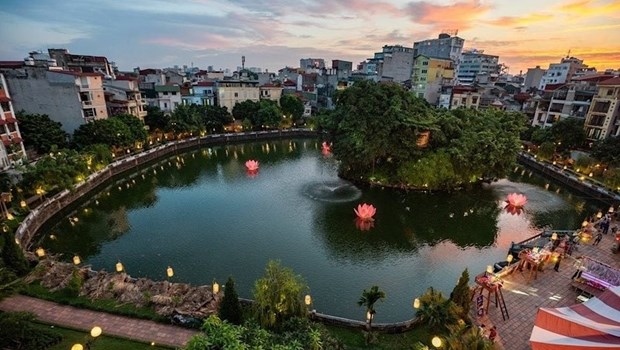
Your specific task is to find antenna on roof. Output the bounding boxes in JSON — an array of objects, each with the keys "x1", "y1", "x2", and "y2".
[{"x1": 566, "y1": 49, "x2": 571, "y2": 58}]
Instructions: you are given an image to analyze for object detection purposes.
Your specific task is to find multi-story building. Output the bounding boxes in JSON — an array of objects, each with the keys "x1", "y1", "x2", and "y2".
[
  {"x1": 138, "y1": 68, "x2": 167, "y2": 85},
  {"x1": 332, "y1": 60, "x2": 353, "y2": 73},
  {"x1": 300, "y1": 58, "x2": 325, "y2": 70},
  {"x1": 103, "y1": 76, "x2": 147, "y2": 119},
  {"x1": 217, "y1": 80, "x2": 260, "y2": 112},
  {"x1": 0, "y1": 74, "x2": 26, "y2": 169},
  {"x1": 154, "y1": 85, "x2": 182, "y2": 113},
  {"x1": 182, "y1": 81, "x2": 216, "y2": 106},
  {"x1": 411, "y1": 54, "x2": 455, "y2": 104},
  {"x1": 48, "y1": 48, "x2": 116, "y2": 78},
  {"x1": 0, "y1": 60, "x2": 108, "y2": 133},
  {"x1": 259, "y1": 83, "x2": 283, "y2": 104},
  {"x1": 456, "y1": 49, "x2": 500, "y2": 85},
  {"x1": 524, "y1": 66, "x2": 546, "y2": 90},
  {"x1": 370, "y1": 45, "x2": 414, "y2": 83},
  {"x1": 531, "y1": 75, "x2": 608, "y2": 128},
  {"x1": 413, "y1": 33, "x2": 464, "y2": 62},
  {"x1": 583, "y1": 76, "x2": 620, "y2": 140},
  {"x1": 449, "y1": 85, "x2": 481, "y2": 109},
  {"x1": 538, "y1": 56, "x2": 587, "y2": 90}
]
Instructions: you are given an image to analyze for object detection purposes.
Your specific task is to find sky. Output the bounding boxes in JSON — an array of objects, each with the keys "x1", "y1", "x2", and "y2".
[{"x1": 0, "y1": 0, "x2": 619, "y2": 75}]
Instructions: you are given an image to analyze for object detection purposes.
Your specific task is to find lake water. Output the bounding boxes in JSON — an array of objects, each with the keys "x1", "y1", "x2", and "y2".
[{"x1": 39, "y1": 138, "x2": 600, "y2": 322}]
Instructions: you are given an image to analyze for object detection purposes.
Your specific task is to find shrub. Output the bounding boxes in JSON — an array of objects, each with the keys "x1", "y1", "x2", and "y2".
[
  {"x1": 219, "y1": 277, "x2": 243, "y2": 325},
  {"x1": 415, "y1": 287, "x2": 462, "y2": 331},
  {"x1": 1, "y1": 231, "x2": 30, "y2": 276},
  {"x1": 0, "y1": 312, "x2": 62, "y2": 350},
  {"x1": 450, "y1": 269, "x2": 472, "y2": 320}
]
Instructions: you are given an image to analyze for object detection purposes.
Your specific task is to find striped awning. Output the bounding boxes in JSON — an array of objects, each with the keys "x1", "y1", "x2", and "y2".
[{"x1": 530, "y1": 285, "x2": 620, "y2": 349}]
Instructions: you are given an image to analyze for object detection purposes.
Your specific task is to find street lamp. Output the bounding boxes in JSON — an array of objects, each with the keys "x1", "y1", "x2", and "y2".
[
  {"x1": 431, "y1": 336, "x2": 443, "y2": 348},
  {"x1": 212, "y1": 280, "x2": 220, "y2": 294},
  {"x1": 115, "y1": 261, "x2": 124, "y2": 273},
  {"x1": 166, "y1": 266, "x2": 174, "y2": 278}
]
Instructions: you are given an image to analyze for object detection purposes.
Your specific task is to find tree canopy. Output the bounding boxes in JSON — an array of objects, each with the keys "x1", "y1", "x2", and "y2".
[
  {"x1": 280, "y1": 94, "x2": 304, "y2": 121},
  {"x1": 15, "y1": 111, "x2": 68, "y2": 154},
  {"x1": 320, "y1": 81, "x2": 526, "y2": 189},
  {"x1": 72, "y1": 118, "x2": 133, "y2": 149},
  {"x1": 591, "y1": 136, "x2": 620, "y2": 166}
]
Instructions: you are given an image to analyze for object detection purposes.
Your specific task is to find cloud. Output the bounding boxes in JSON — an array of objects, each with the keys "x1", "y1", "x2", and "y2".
[
  {"x1": 485, "y1": 13, "x2": 550, "y2": 27},
  {"x1": 558, "y1": 0, "x2": 620, "y2": 17},
  {"x1": 404, "y1": 0, "x2": 492, "y2": 31}
]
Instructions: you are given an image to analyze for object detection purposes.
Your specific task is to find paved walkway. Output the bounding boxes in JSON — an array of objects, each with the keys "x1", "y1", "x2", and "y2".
[
  {"x1": 0, "y1": 295, "x2": 198, "y2": 348},
  {"x1": 474, "y1": 223, "x2": 620, "y2": 350}
]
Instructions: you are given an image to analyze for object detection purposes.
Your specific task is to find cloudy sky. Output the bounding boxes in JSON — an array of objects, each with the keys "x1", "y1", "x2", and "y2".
[{"x1": 1, "y1": 0, "x2": 618, "y2": 74}]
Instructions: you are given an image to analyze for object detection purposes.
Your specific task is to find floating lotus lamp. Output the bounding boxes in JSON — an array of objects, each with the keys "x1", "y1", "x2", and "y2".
[
  {"x1": 504, "y1": 205, "x2": 524, "y2": 215},
  {"x1": 321, "y1": 142, "x2": 332, "y2": 156},
  {"x1": 354, "y1": 203, "x2": 376, "y2": 221},
  {"x1": 355, "y1": 217, "x2": 375, "y2": 231},
  {"x1": 245, "y1": 160, "x2": 259, "y2": 171},
  {"x1": 506, "y1": 193, "x2": 527, "y2": 208}
]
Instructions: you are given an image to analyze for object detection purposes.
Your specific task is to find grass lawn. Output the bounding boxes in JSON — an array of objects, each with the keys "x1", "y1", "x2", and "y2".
[
  {"x1": 326, "y1": 324, "x2": 434, "y2": 350},
  {"x1": 33, "y1": 323, "x2": 173, "y2": 350}
]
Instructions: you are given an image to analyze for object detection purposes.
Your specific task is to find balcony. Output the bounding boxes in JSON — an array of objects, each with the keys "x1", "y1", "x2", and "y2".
[{"x1": 81, "y1": 100, "x2": 93, "y2": 108}]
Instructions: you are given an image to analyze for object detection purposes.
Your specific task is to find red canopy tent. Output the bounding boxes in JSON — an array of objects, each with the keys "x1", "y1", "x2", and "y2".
[{"x1": 530, "y1": 285, "x2": 620, "y2": 349}]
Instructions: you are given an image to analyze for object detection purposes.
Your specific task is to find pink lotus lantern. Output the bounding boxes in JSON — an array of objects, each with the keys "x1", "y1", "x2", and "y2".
[
  {"x1": 354, "y1": 203, "x2": 377, "y2": 221},
  {"x1": 504, "y1": 204, "x2": 524, "y2": 216},
  {"x1": 355, "y1": 217, "x2": 375, "y2": 231},
  {"x1": 321, "y1": 142, "x2": 332, "y2": 157},
  {"x1": 245, "y1": 160, "x2": 259, "y2": 171},
  {"x1": 506, "y1": 193, "x2": 527, "y2": 208}
]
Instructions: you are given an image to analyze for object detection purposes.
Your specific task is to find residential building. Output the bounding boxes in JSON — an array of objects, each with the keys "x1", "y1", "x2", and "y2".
[
  {"x1": 138, "y1": 68, "x2": 167, "y2": 85},
  {"x1": 413, "y1": 33, "x2": 464, "y2": 62},
  {"x1": 539, "y1": 56, "x2": 588, "y2": 90},
  {"x1": 531, "y1": 75, "x2": 606, "y2": 128},
  {"x1": 411, "y1": 54, "x2": 455, "y2": 104},
  {"x1": 524, "y1": 66, "x2": 546, "y2": 90},
  {"x1": 300, "y1": 58, "x2": 325, "y2": 70},
  {"x1": 103, "y1": 76, "x2": 147, "y2": 119},
  {"x1": 450, "y1": 85, "x2": 481, "y2": 109},
  {"x1": 164, "y1": 70, "x2": 185, "y2": 85},
  {"x1": 583, "y1": 76, "x2": 620, "y2": 140},
  {"x1": 154, "y1": 85, "x2": 182, "y2": 113},
  {"x1": 182, "y1": 81, "x2": 216, "y2": 106},
  {"x1": 217, "y1": 80, "x2": 260, "y2": 112},
  {"x1": 0, "y1": 73, "x2": 26, "y2": 169},
  {"x1": 456, "y1": 49, "x2": 500, "y2": 85},
  {"x1": 260, "y1": 83, "x2": 283, "y2": 104},
  {"x1": 332, "y1": 60, "x2": 353, "y2": 73},
  {"x1": 1, "y1": 61, "x2": 108, "y2": 133},
  {"x1": 369, "y1": 45, "x2": 414, "y2": 83},
  {"x1": 48, "y1": 48, "x2": 116, "y2": 78}
]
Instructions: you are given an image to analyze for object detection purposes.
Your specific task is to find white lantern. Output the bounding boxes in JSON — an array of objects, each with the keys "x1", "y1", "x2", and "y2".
[
  {"x1": 506, "y1": 255, "x2": 513, "y2": 263},
  {"x1": 72, "y1": 255, "x2": 81, "y2": 265},
  {"x1": 71, "y1": 344, "x2": 84, "y2": 350},
  {"x1": 432, "y1": 336, "x2": 443, "y2": 348},
  {"x1": 305, "y1": 294, "x2": 312, "y2": 306},
  {"x1": 115, "y1": 262, "x2": 124, "y2": 272},
  {"x1": 212, "y1": 281, "x2": 220, "y2": 294},
  {"x1": 413, "y1": 298, "x2": 420, "y2": 309},
  {"x1": 90, "y1": 326, "x2": 102, "y2": 338},
  {"x1": 36, "y1": 248, "x2": 45, "y2": 257},
  {"x1": 166, "y1": 266, "x2": 174, "y2": 278},
  {"x1": 551, "y1": 232, "x2": 558, "y2": 240}
]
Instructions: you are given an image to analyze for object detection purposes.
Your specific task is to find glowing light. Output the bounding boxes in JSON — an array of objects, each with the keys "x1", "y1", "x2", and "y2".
[
  {"x1": 506, "y1": 255, "x2": 513, "y2": 263},
  {"x1": 305, "y1": 294, "x2": 312, "y2": 306},
  {"x1": 413, "y1": 298, "x2": 420, "y2": 309},
  {"x1": 73, "y1": 255, "x2": 81, "y2": 265},
  {"x1": 36, "y1": 247, "x2": 45, "y2": 257},
  {"x1": 71, "y1": 344, "x2": 84, "y2": 350},
  {"x1": 212, "y1": 281, "x2": 220, "y2": 294},
  {"x1": 116, "y1": 262, "x2": 124, "y2": 272},
  {"x1": 166, "y1": 266, "x2": 174, "y2": 278},
  {"x1": 90, "y1": 326, "x2": 102, "y2": 338},
  {"x1": 486, "y1": 265, "x2": 493, "y2": 274},
  {"x1": 432, "y1": 336, "x2": 442, "y2": 348}
]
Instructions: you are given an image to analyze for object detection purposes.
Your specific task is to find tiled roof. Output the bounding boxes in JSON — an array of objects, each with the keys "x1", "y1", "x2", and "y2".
[
  {"x1": 193, "y1": 81, "x2": 214, "y2": 87},
  {"x1": 0, "y1": 61, "x2": 25, "y2": 68},
  {"x1": 599, "y1": 76, "x2": 620, "y2": 86},
  {"x1": 115, "y1": 75, "x2": 138, "y2": 81},
  {"x1": 139, "y1": 69, "x2": 158, "y2": 75},
  {"x1": 51, "y1": 70, "x2": 103, "y2": 77},
  {"x1": 543, "y1": 83, "x2": 565, "y2": 91}
]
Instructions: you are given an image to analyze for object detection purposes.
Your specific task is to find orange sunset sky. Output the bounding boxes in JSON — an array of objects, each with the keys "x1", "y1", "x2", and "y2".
[{"x1": 0, "y1": 0, "x2": 618, "y2": 74}]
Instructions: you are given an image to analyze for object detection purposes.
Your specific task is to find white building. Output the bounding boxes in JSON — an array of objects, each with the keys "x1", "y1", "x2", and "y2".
[
  {"x1": 538, "y1": 57, "x2": 587, "y2": 90},
  {"x1": 154, "y1": 85, "x2": 182, "y2": 113},
  {"x1": 456, "y1": 49, "x2": 500, "y2": 85}
]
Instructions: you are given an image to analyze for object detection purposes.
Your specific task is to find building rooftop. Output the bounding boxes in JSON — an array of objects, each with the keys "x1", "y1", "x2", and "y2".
[
  {"x1": 154, "y1": 85, "x2": 180, "y2": 92},
  {"x1": 599, "y1": 76, "x2": 620, "y2": 86}
]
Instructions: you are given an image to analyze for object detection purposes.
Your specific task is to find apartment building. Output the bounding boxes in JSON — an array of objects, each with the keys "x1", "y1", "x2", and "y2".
[
  {"x1": 48, "y1": 48, "x2": 116, "y2": 78},
  {"x1": 0, "y1": 61, "x2": 107, "y2": 133},
  {"x1": 217, "y1": 80, "x2": 260, "y2": 112},
  {"x1": 154, "y1": 85, "x2": 182, "y2": 113},
  {"x1": 413, "y1": 33, "x2": 464, "y2": 62},
  {"x1": 583, "y1": 77, "x2": 620, "y2": 140},
  {"x1": 538, "y1": 56, "x2": 587, "y2": 90},
  {"x1": 103, "y1": 76, "x2": 147, "y2": 119},
  {"x1": 259, "y1": 83, "x2": 283, "y2": 104},
  {"x1": 456, "y1": 49, "x2": 500, "y2": 85},
  {"x1": 370, "y1": 45, "x2": 415, "y2": 83},
  {"x1": 182, "y1": 81, "x2": 216, "y2": 106},
  {"x1": 411, "y1": 54, "x2": 455, "y2": 104},
  {"x1": 0, "y1": 74, "x2": 26, "y2": 169},
  {"x1": 450, "y1": 85, "x2": 481, "y2": 109}
]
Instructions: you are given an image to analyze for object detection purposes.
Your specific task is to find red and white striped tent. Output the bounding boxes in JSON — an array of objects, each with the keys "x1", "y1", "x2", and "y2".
[{"x1": 530, "y1": 285, "x2": 620, "y2": 349}]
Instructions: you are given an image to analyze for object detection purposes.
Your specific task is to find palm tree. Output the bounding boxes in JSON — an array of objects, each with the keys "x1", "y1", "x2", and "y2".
[{"x1": 357, "y1": 285, "x2": 386, "y2": 329}]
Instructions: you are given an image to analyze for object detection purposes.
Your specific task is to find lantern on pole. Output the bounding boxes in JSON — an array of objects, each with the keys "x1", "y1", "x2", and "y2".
[
  {"x1": 115, "y1": 261, "x2": 124, "y2": 273},
  {"x1": 413, "y1": 298, "x2": 420, "y2": 309},
  {"x1": 305, "y1": 294, "x2": 312, "y2": 306},
  {"x1": 212, "y1": 280, "x2": 220, "y2": 294},
  {"x1": 166, "y1": 266, "x2": 174, "y2": 278},
  {"x1": 506, "y1": 254, "x2": 513, "y2": 263},
  {"x1": 36, "y1": 248, "x2": 45, "y2": 258},
  {"x1": 72, "y1": 255, "x2": 81, "y2": 265}
]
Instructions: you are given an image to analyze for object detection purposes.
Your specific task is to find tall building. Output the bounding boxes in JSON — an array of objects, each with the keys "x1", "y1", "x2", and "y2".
[
  {"x1": 456, "y1": 49, "x2": 500, "y2": 85},
  {"x1": 524, "y1": 66, "x2": 546, "y2": 90},
  {"x1": 48, "y1": 48, "x2": 116, "y2": 78},
  {"x1": 370, "y1": 45, "x2": 414, "y2": 83},
  {"x1": 331, "y1": 60, "x2": 353, "y2": 73},
  {"x1": 413, "y1": 33, "x2": 464, "y2": 62},
  {"x1": 103, "y1": 76, "x2": 147, "y2": 119},
  {"x1": 300, "y1": 58, "x2": 325, "y2": 70},
  {"x1": 411, "y1": 55, "x2": 455, "y2": 104},
  {"x1": 583, "y1": 76, "x2": 620, "y2": 140},
  {"x1": 538, "y1": 57, "x2": 588, "y2": 90},
  {"x1": 0, "y1": 60, "x2": 108, "y2": 133},
  {"x1": 0, "y1": 73, "x2": 26, "y2": 169},
  {"x1": 216, "y1": 80, "x2": 260, "y2": 112}
]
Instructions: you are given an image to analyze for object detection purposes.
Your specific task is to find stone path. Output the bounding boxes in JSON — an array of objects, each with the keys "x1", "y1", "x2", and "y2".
[
  {"x1": 473, "y1": 224, "x2": 620, "y2": 350},
  {"x1": 0, "y1": 295, "x2": 198, "y2": 349}
]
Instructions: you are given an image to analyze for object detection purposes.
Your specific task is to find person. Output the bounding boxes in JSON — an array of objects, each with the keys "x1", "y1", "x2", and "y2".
[
  {"x1": 594, "y1": 232, "x2": 603, "y2": 245},
  {"x1": 571, "y1": 256, "x2": 585, "y2": 280},
  {"x1": 553, "y1": 252, "x2": 563, "y2": 272},
  {"x1": 488, "y1": 326, "x2": 498, "y2": 342}
]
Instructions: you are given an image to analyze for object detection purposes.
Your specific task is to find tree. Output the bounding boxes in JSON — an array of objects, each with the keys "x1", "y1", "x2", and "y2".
[
  {"x1": 20, "y1": 148, "x2": 90, "y2": 193},
  {"x1": 252, "y1": 260, "x2": 309, "y2": 329},
  {"x1": 357, "y1": 285, "x2": 385, "y2": 328},
  {"x1": 72, "y1": 118, "x2": 133, "y2": 149},
  {"x1": 531, "y1": 126, "x2": 553, "y2": 145},
  {"x1": 449, "y1": 269, "x2": 471, "y2": 319},
  {"x1": 144, "y1": 106, "x2": 170, "y2": 133},
  {"x1": 112, "y1": 114, "x2": 148, "y2": 144},
  {"x1": 257, "y1": 101, "x2": 282, "y2": 129},
  {"x1": 219, "y1": 277, "x2": 243, "y2": 325},
  {"x1": 444, "y1": 323, "x2": 495, "y2": 350},
  {"x1": 169, "y1": 104, "x2": 202, "y2": 136},
  {"x1": 549, "y1": 117, "x2": 586, "y2": 151},
  {"x1": 199, "y1": 105, "x2": 233, "y2": 133},
  {"x1": 1, "y1": 232, "x2": 29, "y2": 276},
  {"x1": 591, "y1": 136, "x2": 620, "y2": 166},
  {"x1": 15, "y1": 111, "x2": 68, "y2": 154},
  {"x1": 538, "y1": 141, "x2": 556, "y2": 160},
  {"x1": 280, "y1": 94, "x2": 304, "y2": 122},
  {"x1": 415, "y1": 287, "x2": 461, "y2": 331},
  {"x1": 232, "y1": 100, "x2": 260, "y2": 124}
]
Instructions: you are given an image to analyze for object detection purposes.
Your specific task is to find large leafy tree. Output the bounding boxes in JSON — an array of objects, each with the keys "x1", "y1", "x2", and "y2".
[
  {"x1": 252, "y1": 260, "x2": 309, "y2": 329},
  {"x1": 232, "y1": 100, "x2": 260, "y2": 123},
  {"x1": 112, "y1": 114, "x2": 147, "y2": 144},
  {"x1": 257, "y1": 101, "x2": 282, "y2": 129},
  {"x1": 549, "y1": 117, "x2": 586, "y2": 151},
  {"x1": 72, "y1": 118, "x2": 133, "y2": 149},
  {"x1": 15, "y1": 111, "x2": 68, "y2": 154},
  {"x1": 357, "y1": 285, "x2": 385, "y2": 328},
  {"x1": 196, "y1": 105, "x2": 232, "y2": 133},
  {"x1": 280, "y1": 94, "x2": 304, "y2": 121},
  {"x1": 324, "y1": 80, "x2": 436, "y2": 176},
  {"x1": 169, "y1": 104, "x2": 202, "y2": 135},
  {"x1": 144, "y1": 106, "x2": 170, "y2": 133},
  {"x1": 1, "y1": 232, "x2": 30, "y2": 276},
  {"x1": 591, "y1": 136, "x2": 620, "y2": 166},
  {"x1": 20, "y1": 148, "x2": 89, "y2": 192}
]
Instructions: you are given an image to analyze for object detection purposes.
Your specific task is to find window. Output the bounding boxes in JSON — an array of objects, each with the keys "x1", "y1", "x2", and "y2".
[
  {"x1": 174, "y1": 102, "x2": 179, "y2": 107},
  {"x1": 172, "y1": 92, "x2": 177, "y2": 95},
  {"x1": 164, "y1": 102, "x2": 168, "y2": 109},
  {"x1": 472, "y1": 97, "x2": 478, "y2": 104},
  {"x1": 83, "y1": 108, "x2": 96, "y2": 118},
  {"x1": 163, "y1": 92, "x2": 169, "y2": 95},
  {"x1": 421, "y1": 69, "x2": 427, "y2": 74},
  {"x1": 461, "y1": 98, "x2": 467, "y2": 104},
  {"x1": 234, "y1": 92, "x2": 238, "y2": 98},
  {"x1": 422, "y1": 61, "x2": 428, "y2": 66},
  {"x1": 607, "y1": 89, "x2": 613, "y2": 96}
]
